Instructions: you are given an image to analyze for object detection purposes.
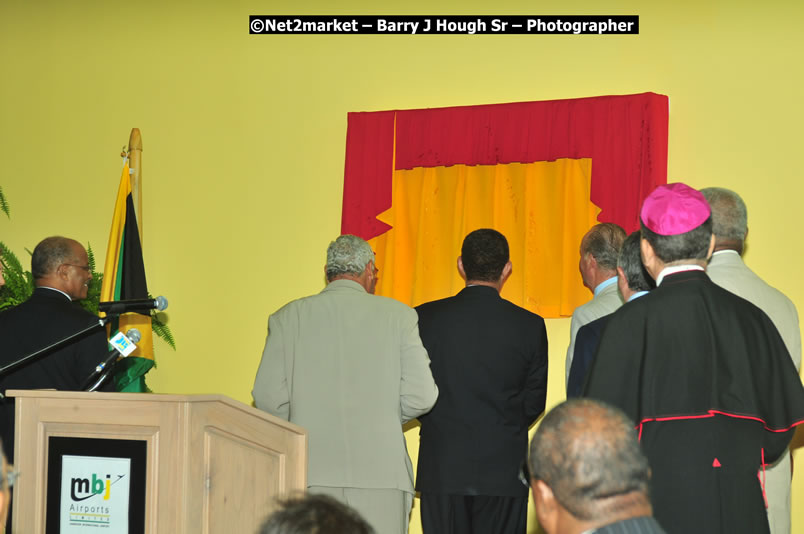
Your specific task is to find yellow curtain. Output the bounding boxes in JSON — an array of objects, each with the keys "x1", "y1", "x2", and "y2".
[{"x1": 369, "y1": 158, "x2": 599, "y2": 317}]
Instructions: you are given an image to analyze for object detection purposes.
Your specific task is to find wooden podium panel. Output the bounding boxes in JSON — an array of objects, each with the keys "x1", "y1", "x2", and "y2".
[{"x1": 9, "y1": 390, "x2": 307, "y2": 534}]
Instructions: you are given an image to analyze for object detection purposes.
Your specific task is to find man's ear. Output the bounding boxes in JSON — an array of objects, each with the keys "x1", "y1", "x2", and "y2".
[
  {"x1": 706, "y1": 233, "x2": 716, "y2": 261},
  {"x1": 587, "y1": 253, "x2": 598, "y2": 270},
  {"x1": 457, "y1": 257, "x2": 467, "y2": 281},
  {"x1": 616, "y1": 266, "x2": 628, "y2": 296},
  {"x1": 616, "y1": 266, "x2": 626, "y2": 285},
  {"x1": 501, "y1": 261, "x2": 512, "y2": 284},
  {"x1": 532, "y1": 480, "x2": 558, "y2": 533},
  {"x1": 640, "y1": 238, "x2": 657, "y2": 274}
]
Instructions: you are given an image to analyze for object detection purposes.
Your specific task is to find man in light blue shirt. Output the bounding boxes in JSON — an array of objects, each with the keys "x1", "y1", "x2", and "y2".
[{"x1": 565, "y1": 223, "x2": 626, "y2": 386}]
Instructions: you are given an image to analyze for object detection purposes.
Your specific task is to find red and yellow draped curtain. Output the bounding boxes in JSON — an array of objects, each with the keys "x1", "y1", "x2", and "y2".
[{"x1": 342, "y1": 93, "x2": 669, "y2": 317}]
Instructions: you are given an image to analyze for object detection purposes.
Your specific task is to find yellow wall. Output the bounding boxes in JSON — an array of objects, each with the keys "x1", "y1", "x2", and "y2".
[{"x1": 1, "y1": 0, "x2": 802, "y2": 532}]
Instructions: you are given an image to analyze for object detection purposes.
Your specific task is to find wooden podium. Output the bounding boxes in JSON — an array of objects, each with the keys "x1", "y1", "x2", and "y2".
[{"x1": 8, "y1": 390, "x2": 307, "y2": 533}]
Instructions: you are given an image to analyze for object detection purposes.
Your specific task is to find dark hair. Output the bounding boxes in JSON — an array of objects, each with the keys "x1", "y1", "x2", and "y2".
[
  {"x1": 31, "y1": 236, "x2": 76, "y2": 280},
  {"x1": 640, "y1": 217, "x2": 713, "y2": 263},
  {"x1": 582, "y1": 223, "x2": 626, "y2": 271},
  {"x1": 528, "y1": 399, "x2": 651, "y2": 521},
  {"x1": 618, "y1": 231, "x2": 653, "y2": 292},
  {"x1": 259, "y1": 494, "x2": 375, "y2": 534},
  {"x1": 460, "y1": 229, "x2": 509, "y2": 282}
]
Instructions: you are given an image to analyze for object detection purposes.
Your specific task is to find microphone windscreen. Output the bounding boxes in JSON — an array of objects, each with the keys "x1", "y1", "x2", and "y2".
[{"x1": 126, "y1": 328, "x2": 142, "y2": 343}]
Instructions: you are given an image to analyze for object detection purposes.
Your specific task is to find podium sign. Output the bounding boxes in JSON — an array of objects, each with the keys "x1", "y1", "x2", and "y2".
[{"x1": 46, "y1": 437, "x2": 146, "y2": 534}]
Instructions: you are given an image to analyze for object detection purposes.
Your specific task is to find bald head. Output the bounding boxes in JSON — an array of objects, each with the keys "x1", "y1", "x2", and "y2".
[
  {"x1": 529, "y1": 399, "x2": 652, "y2": 532},
  {"x1": 32, "y1": 236, "x2": 93, "y2": 300},
  {"x1": 700, "y1": 187, "x2": 747, "y2": 254}
]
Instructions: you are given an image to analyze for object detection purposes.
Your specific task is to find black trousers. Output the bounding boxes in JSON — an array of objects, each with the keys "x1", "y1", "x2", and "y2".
[{"x1": 420, "y1": 493, "x2": 528, "y2": 534}]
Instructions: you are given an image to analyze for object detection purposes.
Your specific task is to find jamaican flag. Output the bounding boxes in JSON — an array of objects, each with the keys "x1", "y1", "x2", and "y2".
[{"x1": 100, "y1": 161, "x2": 154, "y2": 392}]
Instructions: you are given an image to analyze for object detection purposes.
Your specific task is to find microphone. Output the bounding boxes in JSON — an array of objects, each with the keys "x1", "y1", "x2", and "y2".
[
  {"x1": 83, "y1": 328, "x2": 141, "y2": 391},
  {"x1": 99, "y1": 296, "x2": 168, "y2": 314}
]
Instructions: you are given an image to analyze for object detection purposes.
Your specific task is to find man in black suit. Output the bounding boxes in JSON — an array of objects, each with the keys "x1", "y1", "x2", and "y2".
[
  {"x1": 415, "y1": 229, "x2": 549, "y2": 534},
  {"x1": 0, "y1": 236, "x2": 109, "y2": 463}
]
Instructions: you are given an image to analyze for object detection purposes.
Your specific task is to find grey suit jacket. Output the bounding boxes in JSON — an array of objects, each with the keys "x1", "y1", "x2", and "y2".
[
  {"x1": 565, "y1": 279, "x2": 623, "y2": 385},
  {"x1": 707, "y1": 251, "x2": 800, "y2": 370},
  {"x1": 707, "y1": 250, "x2": 801, "y2": 534},
  {"x1": 252, "y1": 279, "x2": 438, "y2": 494}
]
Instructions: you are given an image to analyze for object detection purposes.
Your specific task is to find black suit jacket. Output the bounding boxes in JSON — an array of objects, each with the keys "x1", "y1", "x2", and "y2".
[
  {"x1": 415, "y1": 285, "x2": 548, "y2": 497},
  {"x1": 0, "y1": 287, "x2": 109, "y2": 461},
  {"x1": 566, "y1": 314, "x2": 610, "y2": 398}
]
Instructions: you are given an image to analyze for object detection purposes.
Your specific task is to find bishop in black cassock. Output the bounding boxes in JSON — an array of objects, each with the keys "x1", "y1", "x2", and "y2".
[{"x1": 583, "y1": 183, "x2": 804, "y2": 534}]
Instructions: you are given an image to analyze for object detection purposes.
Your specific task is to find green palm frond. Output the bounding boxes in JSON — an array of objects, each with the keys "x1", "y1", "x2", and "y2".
[
  {"x1": 0, "y1": 241, "x2": 34, "y2": 310},
  {"x1": 0, "y1": 187, "x2": 9, "y2": 218},
  {"x1": 151, "y1": 313, "x2": 175, "y2": 350}
]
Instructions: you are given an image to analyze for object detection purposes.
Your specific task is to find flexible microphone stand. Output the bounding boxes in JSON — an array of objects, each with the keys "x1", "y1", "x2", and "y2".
[{"x1": 0, "y1": 317, "x2": 108, "y2": 378}]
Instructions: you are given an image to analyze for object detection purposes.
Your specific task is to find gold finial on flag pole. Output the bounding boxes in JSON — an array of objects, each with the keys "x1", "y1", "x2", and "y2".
[{"x1": 127, "y1": 128, "x2": 143, "y2": 244}]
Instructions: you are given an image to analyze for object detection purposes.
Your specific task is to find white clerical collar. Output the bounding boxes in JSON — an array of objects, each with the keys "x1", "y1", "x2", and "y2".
[
  {"x1": 712, "y1": 249, "x2": 740, "y2": 257},
  {"x1": 594, "y1": 276, "x2": 617, "y2": 297},
  {"x1": 39, "y1": 286, "x2": 72, "y2": 301},
  {"x1": 656, "y1": 265, "x2": 704, "y2": 286}
]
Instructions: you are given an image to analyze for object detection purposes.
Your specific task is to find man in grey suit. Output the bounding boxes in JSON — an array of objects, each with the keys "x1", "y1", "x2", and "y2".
[
  {"x1": 253, "y1": 234, "x2": 439, "y2": 534},
  {"x1": 565, "y1": 223, "x2": 626, "y2": 387},
  {"x1": 701, "y1": 187, "x2": 801, "y2": 534}
]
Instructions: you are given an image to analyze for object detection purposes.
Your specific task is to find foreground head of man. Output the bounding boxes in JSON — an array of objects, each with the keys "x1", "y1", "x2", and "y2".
[
  {"x1": 260, "y1": 493, "x2": 375, "y2": 534},
  {"x1": 31, "y1": 236, "x2": 92, "y2": 300},
  {"x1": 699, "y1": 187, "x2": 748, "y2": 254},
  {"x1": 325, "y1": 235, "x2": 378, "y2": 294},
  {"x1": 639, "y1": 183, "x2": 714, "y2": 280},
  {"x1": 528, "y1": 399, "x2": 654, "y2": 534},
  {"x1": 578, "y1": 223, "x2": 626, "y2": 292},
  {"x1": 457, "y1": 228, "x2": 512, "y2": 291}
]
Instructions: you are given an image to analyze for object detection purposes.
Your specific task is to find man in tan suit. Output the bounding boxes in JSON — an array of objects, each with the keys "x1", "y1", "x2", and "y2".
[
  {"x1": 702, "y1": 187, "x2": 801, "y2": 534},
  {"x1": 253, "y1": 234, "x2": 438, "y2": 534},
  {"x1": 565, "y1": 223, "x2": 626, "y2": 387}
]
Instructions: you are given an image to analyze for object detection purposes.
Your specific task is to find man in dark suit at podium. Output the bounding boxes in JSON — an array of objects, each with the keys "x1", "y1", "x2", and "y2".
[
  {"x1": 415, "y1": 229, "x2": 549, "y2": 534},
  {"x1": 0, "y1": 236, "x2": 109, "y2": 463}
]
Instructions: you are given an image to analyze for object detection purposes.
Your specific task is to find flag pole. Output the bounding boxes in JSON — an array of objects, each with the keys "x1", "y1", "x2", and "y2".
[{"x1": 127, "y1": 128, "x2": 143, "y2": 244}]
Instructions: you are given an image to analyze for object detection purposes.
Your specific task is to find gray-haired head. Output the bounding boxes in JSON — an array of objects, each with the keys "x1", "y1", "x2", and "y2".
[
  {"x1": 528, "y1": 399, "x2": 651, "y2": 522},
  {"x1": 325, "y1": 235, "x2": 375, "y2": 282},
  {"x1": 700, "y1": 187, "x2": 748, "y2": 252},
  {"x1": 259, "y1": 493, "x2": 375, "y2": 534},
  {"x1": 582, "y1": 223, "x2": 627, "y2": 272},
  {"x1": 618, "y1": 231, "x2": 653, "y2": 292}
]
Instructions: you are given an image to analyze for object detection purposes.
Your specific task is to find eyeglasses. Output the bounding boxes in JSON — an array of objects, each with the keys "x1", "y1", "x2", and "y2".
[{"x1": 63, "y1": 264, "x2": 91, "y2": 272}]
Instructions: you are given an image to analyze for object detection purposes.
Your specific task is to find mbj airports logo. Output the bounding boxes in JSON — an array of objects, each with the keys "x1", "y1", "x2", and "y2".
[
  {"x1": 68, "y1": 473, "x2": 125, "y2": 525},
  {"x1": 70, "y1": 473, "x2": 116, "y2": 502},
  {"x1": 61, "y1": 456, "x2": 132, "y2": 532}
]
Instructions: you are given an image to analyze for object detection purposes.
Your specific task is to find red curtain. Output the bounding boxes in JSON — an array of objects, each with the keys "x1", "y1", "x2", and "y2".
[{"x1": 342, "y1": 92, "x2": 669, "y2": 239}]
